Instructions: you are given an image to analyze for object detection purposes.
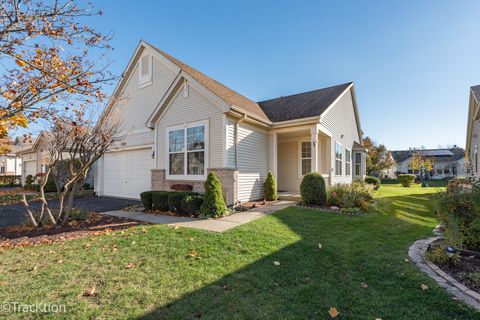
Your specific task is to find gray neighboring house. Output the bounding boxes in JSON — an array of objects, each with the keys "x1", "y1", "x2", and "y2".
[
  {"x1": 382, "y1": 148, "x2": 466, "y2": 179},
  {"x1": 466, "y1": 84, "x2": 480, "y2": 176},
  {"x1": 95, "y1": 40, "x2": 367, "y2": 204}
]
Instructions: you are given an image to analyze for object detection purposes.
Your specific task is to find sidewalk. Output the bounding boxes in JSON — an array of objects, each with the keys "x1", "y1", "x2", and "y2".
[{"x1": 99, "y1": 200, "x2": 295, "y2": 232}]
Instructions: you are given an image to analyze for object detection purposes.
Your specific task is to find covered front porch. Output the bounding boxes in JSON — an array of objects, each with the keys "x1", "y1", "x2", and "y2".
[{"x1": 269, "y1": 124, "x2": 331, "y2": 195}]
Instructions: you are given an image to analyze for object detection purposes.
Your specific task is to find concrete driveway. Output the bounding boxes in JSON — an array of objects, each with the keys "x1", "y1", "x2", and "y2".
[{"x1": 0, "y1": 196, "x2": 140, "y2": 228}]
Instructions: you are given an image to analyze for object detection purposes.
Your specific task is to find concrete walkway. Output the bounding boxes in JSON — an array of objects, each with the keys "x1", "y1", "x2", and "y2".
[{"x1": 99, "y1": 200, "x2": 295, "y2": 232}]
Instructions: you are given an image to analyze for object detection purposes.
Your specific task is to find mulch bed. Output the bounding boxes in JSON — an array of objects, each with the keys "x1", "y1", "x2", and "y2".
[
  {"x1": 435, "y1": 254, "x2": 480, "y2": 293},
  {"x1": 0, "y1": 213, "x2": 146, "y2": 249}
]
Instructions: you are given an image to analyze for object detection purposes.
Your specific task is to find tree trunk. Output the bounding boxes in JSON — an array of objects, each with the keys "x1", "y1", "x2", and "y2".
[{"x1": 21, "y1": 194, "x2": 38, "y2": 228}]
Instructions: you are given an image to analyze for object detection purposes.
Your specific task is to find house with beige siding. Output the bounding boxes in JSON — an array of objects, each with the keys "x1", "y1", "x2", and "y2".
[
  {"x1": 95, "y1": 40, "x2": 366, "y2": 205},
  {"x1": 466, "y1": 84, "x2": 480, "y2": 176}
]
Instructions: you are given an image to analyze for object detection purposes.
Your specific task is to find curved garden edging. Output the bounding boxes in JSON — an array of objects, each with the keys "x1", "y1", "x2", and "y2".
[{"x1": 408, "y1": 237, "x2": 480, "y2": 310}]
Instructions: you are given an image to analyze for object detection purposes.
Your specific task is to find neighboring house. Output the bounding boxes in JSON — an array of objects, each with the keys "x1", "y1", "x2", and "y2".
[
  {"x1": 17, "y1": 131, "x2": 94, "y2": 187},
  {"x1": 466, "y1": 84, "x2": 480, "y2": 176},
  {"x1": 382, "y1": 148, "x2": 466, "y2": 179},
  {"x1": 0, "y1": 136, "x2": 26, "y2": 178},
  {"x1": 95, "y1": 40, "x2": 366, "y2": 205}
]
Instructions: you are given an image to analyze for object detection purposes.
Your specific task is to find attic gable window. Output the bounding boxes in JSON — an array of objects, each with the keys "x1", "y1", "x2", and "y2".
[{"x1": 139, "y1": 53, "x2": 152, "y2": 88}]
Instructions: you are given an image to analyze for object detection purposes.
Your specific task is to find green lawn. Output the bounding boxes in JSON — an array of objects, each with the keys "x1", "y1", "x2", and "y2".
[{"x1": 0, "y1": 185, "x2": 479, "y2": 319}]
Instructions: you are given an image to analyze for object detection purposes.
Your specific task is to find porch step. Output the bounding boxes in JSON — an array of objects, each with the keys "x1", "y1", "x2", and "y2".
[{"x1": 277, "y1": 192, "x2": 301, "y2": 201}]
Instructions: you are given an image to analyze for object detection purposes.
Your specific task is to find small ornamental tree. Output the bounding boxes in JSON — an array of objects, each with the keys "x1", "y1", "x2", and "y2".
[
  {"x1": 300, "y1": 172, "x2": 326, "y2": 205},
  {"x1": 409, "y1": 152, "x2": 433, "y2": 187},
  {"x1": 200, "y1": 172, "x2": 227, "y2": 218},
  {"x1": 263, "y1": 171, "x2": 278, "y2": 201}
]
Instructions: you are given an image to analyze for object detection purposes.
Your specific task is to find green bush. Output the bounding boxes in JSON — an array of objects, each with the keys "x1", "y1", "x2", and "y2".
[
  {"x1": 25, "y1": 175, "x2": 34, "y2": 188},
  {"x1": 140, "y1": 191, "x2": 153, "y2": 210},
  {"x1": 398, "y1": 174, "x2": 416, "y2": 187},
  {"x1": 435, "y1": 190, "x2": 480, "y2": 250},
  {"x1": 180, "y1": 193, "x2": 204, "y2": 215},
  {"x1": 44, "y1": 174, "x2": 57, "y2": 193},
  {"x1": 152, "y1": 191, "x2": 169, "y2": 211},
  {"x1": 263, "y1": 171, "x2": 278, "y2": 201},
  {"x1": 168, "y1": 192, "x2": 185, "y2": 213},
  {"x1": 364, "y1": 176, "x2": 380, "y2": 190},
  {"x1": 300, "y1": 173, "x2": 326, "y2": 205},
  {"x1": 327, "y1": 181, "x2": 375, "y2": 211},
  {"x1": 200, "y1": 172, "x2": 227, "y2": 218}
]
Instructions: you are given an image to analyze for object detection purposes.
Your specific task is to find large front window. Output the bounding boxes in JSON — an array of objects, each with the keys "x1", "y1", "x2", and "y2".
[
  {"x1": 335, "y1": 142, "x2": 343, "y2": 175},
  {"x1": 168, "y1": 124, "x2": 206, "y2": 178}
]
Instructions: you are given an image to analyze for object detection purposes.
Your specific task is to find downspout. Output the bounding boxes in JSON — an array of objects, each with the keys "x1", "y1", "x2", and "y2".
[
  {"x1": 235, "y1": 114, "x2": 247, "y2": 168},
  {"x1": 233, "y1": 114, "x2": 247, "y2": 209}
]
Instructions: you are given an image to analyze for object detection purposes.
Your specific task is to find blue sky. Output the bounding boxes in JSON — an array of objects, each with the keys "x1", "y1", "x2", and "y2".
[{"x1": 77, "y1": 0, "x2": 480, "y2": 150}]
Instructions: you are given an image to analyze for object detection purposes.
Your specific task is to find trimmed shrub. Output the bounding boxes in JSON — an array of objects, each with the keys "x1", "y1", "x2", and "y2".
[
  {"x1": 300, "y1": 173, "x2": 326, "y2": 205},
  {"x1": 181, "y1": 193, "x2": 204, "y2": 215},
  {"x1": 152, "y1": 191, "x2": 169, "y2": 211},
  {"x1": 168, "y1": 192, "x2": 184, "y2": 213},
  {"x1": 200, "y1": 172, "x2": 227, "y2": 218},
  {"x1": 44, "y1": 174, "x2": 57, "y2": 193},
  {"x1": 25, "y1": 175, "x2": 34, "y2": 188},
  {"x1": 364, "y1": 176, "x2": 380, "y2": 190},
  {"x1": 263, "y1": 171, "x2": 278, "y2": 201},
  {"x1": 398, "y1": 174, "x2": 415, "y2": 187},
  {"x1": 140, "y1": 191, "x2": 153, "y2": 210}
]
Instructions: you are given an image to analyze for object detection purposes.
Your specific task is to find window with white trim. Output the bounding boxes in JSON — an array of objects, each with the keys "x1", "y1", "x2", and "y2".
[
  {"x1": 139, "y1": 53, "x2": 152, "y2": 87},
  {"x1": 335, "y1": 142, "x2": 343, "y2": 175},
  {"x1": 300, "y1": 141, "x2": 311, "y2": 176},
  {"x1": 0, "y1": 166, "x2": 5, "y2": 174},
  {"x1": 355, "y1": 152, "x2": 362, "y2": 176},
  {"x1": 345, "y1": 148, "x2": 351, "y2": 176},
  {"x1": 168, "y1": 123, "x2": 206, "y2": 178}
]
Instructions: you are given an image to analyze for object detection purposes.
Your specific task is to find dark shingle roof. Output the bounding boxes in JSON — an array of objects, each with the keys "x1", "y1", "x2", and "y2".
[
  {"x1": 391, "y1": 148, "x2": 465, "y2": 163},
  {"x1": 472, "y1": 85, "x2": 480, "y2": 102},
  {"x1": 257, "y1": 82, "x2": 352, "y2": 122}
]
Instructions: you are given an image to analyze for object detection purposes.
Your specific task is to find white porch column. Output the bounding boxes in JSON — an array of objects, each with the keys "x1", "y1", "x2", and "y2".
[
  {"x1": 310, "y1": 126, "x2": 319, "y2": 173},
  {"x1": 269, "y1": 132, "x2": 278, "y2": 178}
]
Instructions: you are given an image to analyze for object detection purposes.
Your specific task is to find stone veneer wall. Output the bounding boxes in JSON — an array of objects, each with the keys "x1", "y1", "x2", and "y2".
[{"x1": 151, "y1": 168, "x2": 238, "y2": 206}]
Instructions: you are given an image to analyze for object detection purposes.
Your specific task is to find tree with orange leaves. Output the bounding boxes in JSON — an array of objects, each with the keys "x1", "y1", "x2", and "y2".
[{"x1": 0, "y1": 0, "x2": 114, "y2": 152}]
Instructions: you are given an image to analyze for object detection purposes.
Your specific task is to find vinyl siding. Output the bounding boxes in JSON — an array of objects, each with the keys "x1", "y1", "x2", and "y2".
[
  {"x1": 113, "y1": 54, "x2": 177, "y2": 148},
  {"x1": 321, "y1": 89, "x2": 361, "y2": 185},
  {"x1": 156, "y1": 85, "x2": 225, "y2": 171},
  {"x1": 471, "y1": 120, "x2": 480, "y2": 175},
  {"x1": 237, "y1": 122, "x2": 268, "y2": 201}
]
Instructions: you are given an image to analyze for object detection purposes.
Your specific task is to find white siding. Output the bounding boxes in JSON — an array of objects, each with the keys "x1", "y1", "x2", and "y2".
[
  {"x1": 113, "y1": 55, "x2": 177, "y2": 148},
  {"x1": 156, "y1": 85, "x2": 225, "y2": 171},
  {"x1": 321, "y1": 89, "x2": 361, "y2": 185},
  {"x1": 471, "y1": 120, "x2": 480, "y2": 175},
  {"x1": 237, "y1": 123, "x2": 268, "y2": 201},
  {"x1": 226, "y1": 118, "x2": 236, "y2": 168}
]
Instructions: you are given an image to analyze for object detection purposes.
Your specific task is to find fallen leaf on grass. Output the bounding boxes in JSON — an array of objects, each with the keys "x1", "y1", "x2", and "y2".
[
  {"x1": 404, "y1": 258, "x2": 409, "y2": 262},
  {"x1": 318, "y1": 243, "x2": 322, "y2": 249},
  {"x1": 273, "y1": 261, "x2": 280, "y2": 266},
  {"x1": 84, "y1": 287, "x2": 96, "y2": 296},
  {"x1": 126, "y1": 263, "x2": 134, "y2": 269},
  {"x1": 328, "y1": 307, "x2": 339, "y2": 318},
  {"x1": 57, "y1": 260, "x2": 63, "y2": 264},
  {"x1": 188, "y1": 237, "x2": 194, "y2": 241},
  {"x1": 189, "y1": 250, "x2": 198, "y2": 258},
  {"x1": 421, "y1": 284, "x2": 429, "y2": 290},
  {"x1": 174, "y1": 226, "x2": 181, "y2": 230},
  {"x1": 360, "y1": 282, "x2": 368, "y2": 288},
  {"x1": 83, "y1": 243, "x2": 90, "y2": 250}
]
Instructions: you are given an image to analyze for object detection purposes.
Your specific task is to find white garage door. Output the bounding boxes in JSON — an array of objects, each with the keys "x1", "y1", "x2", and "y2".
[
  {"x1": 24, "y1": 161, "x2": 37, "y2": 177},
  {"x1": 103, "y1": 148, "x2": 153, "y2": 199}
]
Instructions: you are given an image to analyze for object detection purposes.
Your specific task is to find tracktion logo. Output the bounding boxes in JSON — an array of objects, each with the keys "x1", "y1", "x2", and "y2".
[{"x1": 1, "y1": 301, "x2": 67, "y2": 314}]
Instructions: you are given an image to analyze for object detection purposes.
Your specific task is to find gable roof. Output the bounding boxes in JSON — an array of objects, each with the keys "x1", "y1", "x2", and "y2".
[
  {"x1": 257, "y1": 82, "x2": 353, "y2": 122},
  {"x1": 472, "y1": 85, "x2": 480, "y2": 103},
  {"x1": 148, "y1": 44, "x2": 270, "y2": 123},
  {"x1": 391, "y1": 148, "x2": 465, "y2": 163}
]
